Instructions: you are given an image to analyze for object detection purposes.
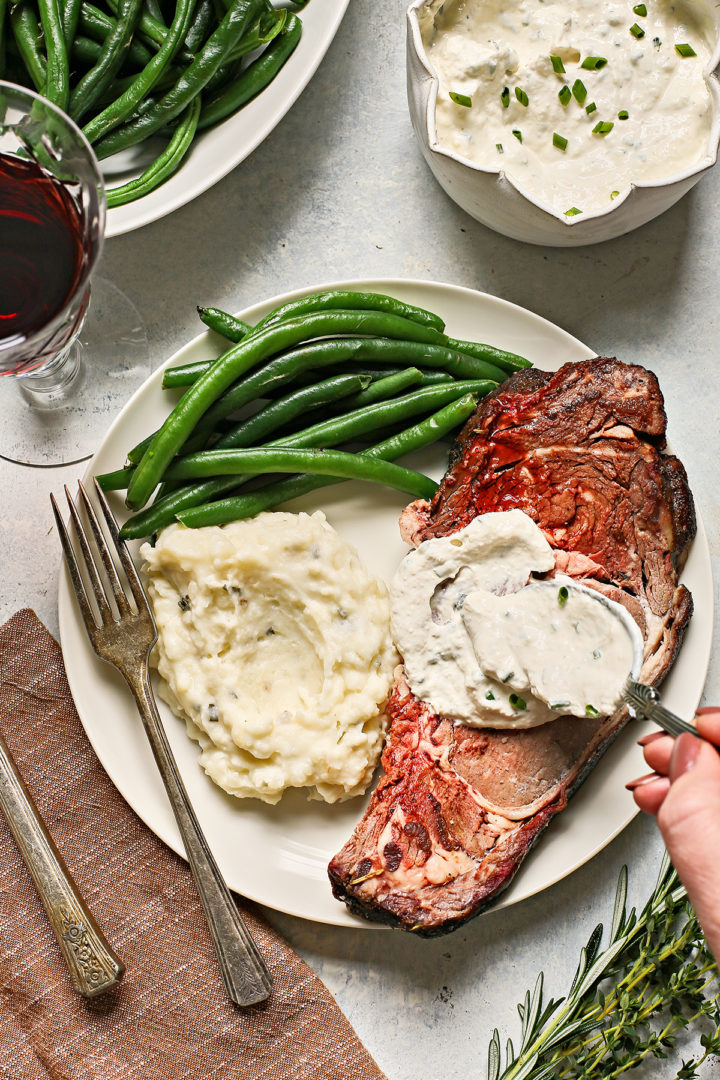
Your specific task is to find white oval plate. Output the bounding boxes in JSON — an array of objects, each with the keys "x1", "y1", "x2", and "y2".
[
  {"x1": 104, "y1": 0, "x2": 349, "y2": 237},
  {"x1": 58, "y1": 279, "x2": 712, "y2": 927}
]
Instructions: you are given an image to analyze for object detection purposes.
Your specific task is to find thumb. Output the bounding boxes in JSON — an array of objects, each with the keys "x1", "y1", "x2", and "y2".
[{"x1": 657, "y1": 734, "x2": 720, "y2": 955}]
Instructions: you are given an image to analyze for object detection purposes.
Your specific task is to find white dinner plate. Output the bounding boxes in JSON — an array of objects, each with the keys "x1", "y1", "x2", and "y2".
[
  {"x1": 104, "y1": 0, "x2": 349, "y2": 237},
  {"x1": 58, "y1": 279, "x2": 713, "y2": 928}
]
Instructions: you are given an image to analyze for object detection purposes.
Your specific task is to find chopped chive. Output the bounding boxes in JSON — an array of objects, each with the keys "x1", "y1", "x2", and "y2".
[
  {"x1": 572, "y1": 79, "x2": 587, "y2": 104},
  {"x1": 558, "y1": 585, "x2": 570, "y2": 605},
  {"x1": 558, "y1": 85, "x2": 572, "y2": 106},
  {"x1": 512, "y1": 129, "x2": 522, "y2": 142},
  {"x1": 565, "y1": 207, "x2": 582, "y2": 216},
  {"x1": 501, "y1": 86, "x2": 510, "y2": 108},
  {"x1": 553, "y1": 132, "x2": 568, "y2": 151},
  {"x1": 496, "y1": 143, "x2": 504, "y2": 153},
  {"x1": 675, "y1": 43, "x2": 697, "y2": 57},
  {"x1": 633, "y1": 2, "x2": 647, "y2": 13},
  {"x1": 585, "y1": 704, "x2": 600, "y2": 717},
  {"x1": 550, "y1": 701, "x2": 570, "y2": 710},
  {"x1": 630, "y1": 22, "x2": 645, "y2": 38},
  {"x1": 581, "y1": 56, "x2": 608, "y2": 69},
  {"x1": 509, "y1": 693, "x2": 527, "y2": 711},
  {"x1": 585, "y1": 101, "x2": 597, "y2": 114},
  {"x1": 618, "y1": 109, "x2": 629, "y2": 119},
  {"x1": 486, "y1": 690, "x2": 495, "y2": 700},
  {"x1": 610, "y1": 190, "x2": 620, "y2": 199},
  {"x1": 502, "y1": 671, "x2": 515, "y2": 683},
  {"x1": 515, "y1": 86, "x2": 529, "y2": 106},
  {"x1": 593, "y1": 120, "x2": 614, "y2": 134},
  {"x1": 449, "y1": 91, "x2": 472, "y2": 107},
  {"x1": 550, "y1": 54, "x2": 566, "y2": 73}
]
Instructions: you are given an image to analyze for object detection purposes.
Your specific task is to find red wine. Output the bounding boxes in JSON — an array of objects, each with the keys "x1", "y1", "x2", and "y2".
[{"x1": 0, "y1": 150, "x2": 85, "y2": 347}]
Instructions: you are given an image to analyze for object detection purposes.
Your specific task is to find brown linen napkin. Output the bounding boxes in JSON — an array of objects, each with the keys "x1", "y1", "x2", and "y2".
[{"x1": 0, "y1": 609, "x2": 388, "y2": 1080}]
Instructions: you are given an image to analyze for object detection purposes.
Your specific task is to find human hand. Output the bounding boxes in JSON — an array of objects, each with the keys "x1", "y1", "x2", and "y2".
[{"x1": 628, "y1": 708, "x2": 720, "y2": 958}]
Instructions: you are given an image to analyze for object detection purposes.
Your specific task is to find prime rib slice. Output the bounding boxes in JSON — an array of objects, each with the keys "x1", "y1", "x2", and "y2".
[{"x1": 328, "y1": 357, "x2": 695, "y2": 934}]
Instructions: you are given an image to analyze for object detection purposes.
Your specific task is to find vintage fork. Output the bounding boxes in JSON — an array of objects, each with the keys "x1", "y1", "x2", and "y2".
[{"x1": 52, "y1": 480, "x2": 272, "y2": 1007}]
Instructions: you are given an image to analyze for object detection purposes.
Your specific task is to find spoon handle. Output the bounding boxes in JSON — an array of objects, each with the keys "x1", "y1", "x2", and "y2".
[
  {"x1": 0, "y1": 730, "x2": 124, "y2": 996},
  {"x1": 625, "y1": 679, "x2": 699, "y2": 739}
]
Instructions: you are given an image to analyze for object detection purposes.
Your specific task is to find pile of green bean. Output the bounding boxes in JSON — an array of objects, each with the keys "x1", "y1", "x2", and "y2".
[
  {"x1": 96, "y1": 288, "x2": 532, "y2": 538},
  {"x1": 2, "y1": 0, "x2": 304, "y2": 205}
]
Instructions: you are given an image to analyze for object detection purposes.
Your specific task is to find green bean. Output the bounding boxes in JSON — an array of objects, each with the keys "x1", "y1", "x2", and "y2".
[
  {"x1": 119, "y1": 382, "x2": 491, "y2": 536},
  {"x1": 0, "y1": 0, "x2": 6, "y2": 78},
  {"x1": 38, "y1": 0, "x2": 70, "y2": 109},
  {"x1": 192, "y1": 291, "x2": 444, "y2": 349},
  {"x1": 78, "y1": 5, "x2": 153, "y2": 67},
  {"x1": 126, "y1": 311, "x2": 446, "y2": 509},
  {"x1": 226, "y1": 381, "x2": 490, "y2": 450},
  {"x1": 106, "y1": 96, "x2": 200, "y2": 206},
  {"x1": 145, "y1": 0, "x2": 166, "y2": 27},
  {"x1": 342, "y1": 368, "x2": 423, "y2": 408},
  {"x1": 161, "y1": 335, "x2": 504, "y2": 390},
  {"x1": 197, "y1": 305, "x2": 252, "y2": 342},
  {"x1": 10, "y1": 4, "x2": 47, "y2": 91},
  {"x1": 253, "y1": 290, "x2": 446, "y2": 336},
  {"x1": 70, "y1": 0, "x2": 143, "y2": 121},
  {"x1": 183, "y1": 0, "x2": 212, "y2": 50},
  {"x1": 174, "y1": 395, "x2": 477, "y2": 530},
  {"x1": 209, "y1": 372, "x2": 370, "y2": 449},
  {"x1": 444, "y1": 336, "x2": 531, "y2": 373},
  {"x1": 105, "y1": 0, "x2": 167, "y2": 47},
  {"x1": 198, "y1": 10, "x2": 300, "y2": 129},
  {"x1": 201, "y1": 345, "x2": 501, "y2": 443},
  {"x1": 82, "y1": 0, "x2": 196, "y2": 143},
  {"x1": 62, "y1": 0, "x2": 82, "y2": 49},
  {"x1": 97, "y1": 465, "x2": 136, "y2": 491},
  {"x1": 93, "y1": 0, "x2": 265, "y2": 160},
  {"x1": 146, "y1": 332, "x2": 450, "y2": 462},
  {"x1": 312, "y1": 364, "x2": 454, "y2": 389},
  {"x1": 165, "y1": 447, "x2": 437, "y2": 500},
  {"x1": 223, "y1": 3, "x2": 284, "y2": 61}
]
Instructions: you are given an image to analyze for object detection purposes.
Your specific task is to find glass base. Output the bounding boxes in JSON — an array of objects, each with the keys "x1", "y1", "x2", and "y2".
[{"x1": 0, "y1": 277, "x2": 149, "y2": 467}]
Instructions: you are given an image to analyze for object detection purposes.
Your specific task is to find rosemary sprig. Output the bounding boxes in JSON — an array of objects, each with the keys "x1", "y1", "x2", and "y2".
[{"x1": 487, "y1": 854, "x2": 720, "y2": 1080}]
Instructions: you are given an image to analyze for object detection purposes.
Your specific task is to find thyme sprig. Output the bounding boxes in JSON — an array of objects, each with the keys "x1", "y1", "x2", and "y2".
[{"x1": 487, "y1": 854, "x2": 720, "y2": 1080}]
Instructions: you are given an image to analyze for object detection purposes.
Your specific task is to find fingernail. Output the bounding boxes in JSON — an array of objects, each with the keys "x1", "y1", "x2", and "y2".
[
  {"x1": 637, "y1": 731, "x2": 667, "y2": 747},
  {"x1": 625, "y1": 772, "x2": 661, "y2": 791},
  {"x1": 669, "y1": 732, "x2": 701, "y2": 782}
]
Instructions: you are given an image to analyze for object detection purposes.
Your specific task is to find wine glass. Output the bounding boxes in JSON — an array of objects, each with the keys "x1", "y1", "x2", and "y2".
[{"x1": 0, "y1": 80, "x2": 147, "y2": 466}]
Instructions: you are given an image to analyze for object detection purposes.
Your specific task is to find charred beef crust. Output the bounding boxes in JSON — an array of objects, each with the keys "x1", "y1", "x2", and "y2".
[{"x1": 329, "y1": 358, "x2": 696, "y2": 934}]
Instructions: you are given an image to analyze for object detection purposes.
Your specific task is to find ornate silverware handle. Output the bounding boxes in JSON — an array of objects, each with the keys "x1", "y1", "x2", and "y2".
[
  {"x1": 625, "y1": 679, "x2": 700, "y2": 739},
  {"x1": 0, "y1": 730, "x2": 124, "y2": 997},
  {"x1": 128, "y1": 668, "x2": 272, "y2": 1006}
]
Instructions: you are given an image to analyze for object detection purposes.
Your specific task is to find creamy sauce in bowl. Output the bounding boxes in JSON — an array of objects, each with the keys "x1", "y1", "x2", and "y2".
[
  {"x1": 418, "y1": 0, "x2": 717, "y2": 216},
  {"x1": 391, "y1": 510, "x2": 638, "y2": 728}
]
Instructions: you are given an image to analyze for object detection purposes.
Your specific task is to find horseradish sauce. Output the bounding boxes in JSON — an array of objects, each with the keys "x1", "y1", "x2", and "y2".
[{"x1": 418, "y1": 0, "x2": 716, "y2": 216}]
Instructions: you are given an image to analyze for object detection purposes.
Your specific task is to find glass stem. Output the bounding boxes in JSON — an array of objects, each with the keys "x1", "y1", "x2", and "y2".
[{"x1": 17, "y1": 342, "x2": 83, "y2": 409}]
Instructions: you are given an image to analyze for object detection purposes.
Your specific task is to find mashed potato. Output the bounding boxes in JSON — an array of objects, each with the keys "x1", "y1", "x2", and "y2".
[{"x1": 140, "y1": 512, "x2": 397, "y2": 805}]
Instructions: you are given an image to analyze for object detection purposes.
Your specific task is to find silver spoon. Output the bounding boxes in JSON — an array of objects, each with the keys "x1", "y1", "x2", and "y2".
[{"x1": 529, "y1": 580, "x2": 699, "y2": 739}]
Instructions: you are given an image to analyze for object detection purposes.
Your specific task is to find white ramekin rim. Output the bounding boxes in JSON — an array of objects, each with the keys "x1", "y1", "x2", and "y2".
[{"x1": 407, "y1": 0, "x2": 720, "y2": 227}]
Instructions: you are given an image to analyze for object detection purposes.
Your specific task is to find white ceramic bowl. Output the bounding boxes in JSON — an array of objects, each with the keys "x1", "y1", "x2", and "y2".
[{"x1": 407, "y1": 0, "x2": 720, "y2": 246}]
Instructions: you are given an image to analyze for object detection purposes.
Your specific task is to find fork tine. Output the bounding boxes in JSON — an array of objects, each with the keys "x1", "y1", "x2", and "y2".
[
  {"x1": 92, "y1": 479, "x2": 150, "y2": 615},
  {"x1": 76, "y1": 482, "x2": 130, "y2": 615},
  {"x1": 63, "y1": 486, "x2": 114, "y2": 626},
  {"x1": 51, "y1": 493, "x2": 101, "y2": 633}
]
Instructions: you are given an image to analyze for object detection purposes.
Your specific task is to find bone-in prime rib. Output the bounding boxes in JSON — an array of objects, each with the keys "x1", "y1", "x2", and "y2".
[{"x1": 329, "y1": 357, "x2": 695, "y2": 934}]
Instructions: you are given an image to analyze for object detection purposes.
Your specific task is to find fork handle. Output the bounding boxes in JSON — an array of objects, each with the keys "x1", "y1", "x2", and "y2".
[
  {"x1": 128, "y1": 668, "x2": 272, "y2": 1007},
  {"x1": 0, "y1": 731, "x2": 124, "y2": 997}
]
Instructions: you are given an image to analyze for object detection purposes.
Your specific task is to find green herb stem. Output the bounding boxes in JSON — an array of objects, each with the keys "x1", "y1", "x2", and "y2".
[{"x1": 487, "y1": 857, "x2": 720, "y2": 1080}]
